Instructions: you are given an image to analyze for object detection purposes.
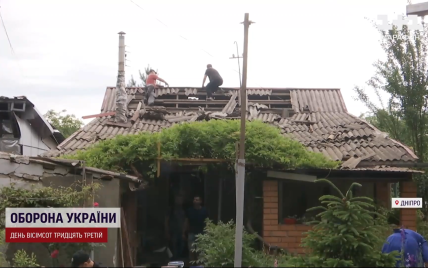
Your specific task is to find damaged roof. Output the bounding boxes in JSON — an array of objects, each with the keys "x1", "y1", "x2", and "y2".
[
  {"x1": 0, "y1": 151, "x2": 140, "y2": 183},
  {"x1": 43, "y1": 87, "x2": 418, "y2": 169}
]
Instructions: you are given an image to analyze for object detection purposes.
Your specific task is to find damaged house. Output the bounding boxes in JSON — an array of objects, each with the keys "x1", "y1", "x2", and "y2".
[
  {"x1": 0, "y1": 96, "x2": 65, "y2": 156},
  {"x1": 41, "y1": 32, "x2": 420, "y2": 265}
]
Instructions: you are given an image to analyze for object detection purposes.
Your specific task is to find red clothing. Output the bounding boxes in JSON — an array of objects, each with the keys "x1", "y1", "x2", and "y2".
[{"x1": 146, "y1": 74, "x2": 158, "y2": 86}]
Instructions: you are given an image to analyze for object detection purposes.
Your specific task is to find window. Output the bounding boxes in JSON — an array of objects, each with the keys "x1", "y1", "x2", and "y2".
[
  {"x1": 278, "y1": 179, "x2": 367, "y2": 224},
  {"x1": 278, "y1": 180, "x2": 331, "y2": 224}
]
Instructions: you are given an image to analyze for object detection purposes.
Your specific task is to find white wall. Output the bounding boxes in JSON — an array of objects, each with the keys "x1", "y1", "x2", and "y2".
[{"x1": 14, "y1": 115, "x2": 51, "y2": 156}]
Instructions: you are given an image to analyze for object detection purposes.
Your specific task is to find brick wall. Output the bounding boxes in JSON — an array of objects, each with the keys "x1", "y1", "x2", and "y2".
[
  {"x1": 263, "y1": 180, "x2": 311, "y2": 254},
  {"x1": 400, "y1": 181, "x2": 417, "y2": 230}
]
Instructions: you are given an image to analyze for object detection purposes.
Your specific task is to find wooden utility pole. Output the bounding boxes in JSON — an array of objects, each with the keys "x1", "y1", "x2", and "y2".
[{"x1": 234, "y1": 13, "x2": 253, "y2": 268}]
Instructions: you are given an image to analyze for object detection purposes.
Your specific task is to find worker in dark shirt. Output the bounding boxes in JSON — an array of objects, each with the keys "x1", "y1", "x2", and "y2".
[
  {"x1": 202, "y1": 64, "x2": 223, "y2": 101},
  {"x1": 183, "y1": 195, "x2": 208, "y2": 262}
]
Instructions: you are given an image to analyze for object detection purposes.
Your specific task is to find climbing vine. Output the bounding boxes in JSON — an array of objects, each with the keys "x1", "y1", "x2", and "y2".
[{"x1": 63, "y1": 120, "x2": 339, "y2": 178}]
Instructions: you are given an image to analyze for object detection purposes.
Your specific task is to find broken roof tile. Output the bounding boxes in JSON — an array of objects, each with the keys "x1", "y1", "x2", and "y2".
[{"x1": 43, "y1": 87, "x2": 418, "y2": 168}]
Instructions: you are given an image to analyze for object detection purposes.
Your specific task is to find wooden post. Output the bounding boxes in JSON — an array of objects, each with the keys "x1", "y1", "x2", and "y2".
[
  {"x1": 217, "y1": 177, "x2": 223, "y2": 223},
  {"x1": 121, "y1": 207, "x2": 133, "y2": 267},
  {"x1": 157, "y1": 142, "x2": 161, "y2": 178}
]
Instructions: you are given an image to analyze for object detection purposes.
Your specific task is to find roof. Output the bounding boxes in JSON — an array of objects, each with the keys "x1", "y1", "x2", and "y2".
[
  {"x1": 43, "y1": 87, "x2": 419, "y2": 170},
  {"x1": 0, "y1": 151, "x2": 139, "y2": 183},
  {"x1": 0, "y1": 96, "x2": 66, "y2": 145}
]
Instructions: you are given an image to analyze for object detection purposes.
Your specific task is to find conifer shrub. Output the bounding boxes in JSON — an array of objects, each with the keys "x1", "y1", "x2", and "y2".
[{"x1": 287, "y1": 179, "x2": 398, "y2": 267}]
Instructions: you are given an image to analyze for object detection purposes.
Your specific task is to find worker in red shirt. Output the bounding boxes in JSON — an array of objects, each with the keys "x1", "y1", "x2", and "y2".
[{"x1": 145, "y1": 69, "x2": 169, "y2": 106}]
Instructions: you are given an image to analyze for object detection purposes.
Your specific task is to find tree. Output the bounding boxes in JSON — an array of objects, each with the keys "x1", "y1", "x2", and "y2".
[
  {"x1": 354, "y1": 19, "x2": 428, "y2": 160},
  {"x1": 127, "y1": 65, "x2": 158, "y2": 87},
  {"x1": 354, "y1": 18, "x2": 428, "y2": 213},
  {"x1": 44, "y1": 110, "x2": 83, "y2": 138}
]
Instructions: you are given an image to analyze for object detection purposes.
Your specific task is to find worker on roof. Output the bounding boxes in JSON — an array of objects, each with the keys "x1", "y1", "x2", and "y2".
[
  {"x1": 145, "y1": 69, "x2": 169, "y2": 106},
  {"x1": 202, "y1": 64, "x2": 223, "y2": 101}
]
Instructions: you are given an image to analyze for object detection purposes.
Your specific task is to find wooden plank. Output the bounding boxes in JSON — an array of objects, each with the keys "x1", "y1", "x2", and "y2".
[
  {"x1": 121, "y1": 207, "x2": 134, "y2": 267},
  {"x1": 153, "y1": 99, "x2": 291, "y2": 105},
  {"x1": 267, "y1": 170, "x2": 316, "y2": 182},
  {"x1": 157, "y1": 142, "x2": 161, "y2": 178},
  {"x1": 131, "y1": 102, "x2": 142, "y2": 124},
  {"x1": 82, "y1": 112, "x2": 116, "y2": 119},
  {"x1": 105, "y1": 121, "x2": 133, "y2": 128},
  {"x1": 158, "y1": 157, "x2": 228, "y2": 163}
]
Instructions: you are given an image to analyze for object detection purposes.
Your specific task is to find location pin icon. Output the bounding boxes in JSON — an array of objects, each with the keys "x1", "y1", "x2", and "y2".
[{"x1": 395, "y1": 200, "x2": 399, "y2": 205}]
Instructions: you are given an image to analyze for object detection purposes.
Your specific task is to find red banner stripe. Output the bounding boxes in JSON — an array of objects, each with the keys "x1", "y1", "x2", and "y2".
[{"x1": 5, "y1": 228, "x2": 108, "y2": 243}]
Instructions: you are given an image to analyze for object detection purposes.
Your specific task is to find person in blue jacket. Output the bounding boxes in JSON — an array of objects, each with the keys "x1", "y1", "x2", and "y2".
[{"x1": 382, "y1": 228, "x2": 428, "y2": 267}]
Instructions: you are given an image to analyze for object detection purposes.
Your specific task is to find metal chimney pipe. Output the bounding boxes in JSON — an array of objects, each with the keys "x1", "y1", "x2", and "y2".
[
  {"x1": 118, "y1": 32, "x2": 125, "y2": 72},
  {"x1": 115, "y1": 31, "x2": 128, "y2": 123}
]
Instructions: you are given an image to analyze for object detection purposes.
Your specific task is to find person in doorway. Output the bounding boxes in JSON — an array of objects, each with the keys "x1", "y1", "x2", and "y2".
[
  {"x1": 202, "y1": 64, "x2": 223, "y2": 101},
  {"x1": 165, "y1": 195, "x2": 186, "y2": 260},
  {"x1": 382, "y1": 228, "x2": 428, "y2": 267},
  {"x1": 183, "y1": 195, "x2": 208, "y2": 262},
  {"x1": 71, "y1": 250, "x2": 104, "y2": 267},
  {"x1": 145, "y1": 69, "x2": 169, "y2": 106}
]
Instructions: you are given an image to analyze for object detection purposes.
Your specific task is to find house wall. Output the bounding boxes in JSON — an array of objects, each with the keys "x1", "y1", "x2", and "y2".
[
  {"x1": 0, "y1": 174, "x2": 120, "y2": 267},
  {"x1": 263, "y1": 179, "x2": 395, "y2": 255},
  {"x1": 15, "y1": 115, "x2": 53, "y2": 156},
  {"x1": 400, "y1": 181, "x2": 418, "y2": 230}
]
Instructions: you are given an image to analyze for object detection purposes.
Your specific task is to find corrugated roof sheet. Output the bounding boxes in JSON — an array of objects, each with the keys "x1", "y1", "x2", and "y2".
[
  {"x1": 290, "y1": 88, "x2": 347, "y2": 113},
  {"x1": 44, "y1": 87, "x2": 419, "y2": 170}
]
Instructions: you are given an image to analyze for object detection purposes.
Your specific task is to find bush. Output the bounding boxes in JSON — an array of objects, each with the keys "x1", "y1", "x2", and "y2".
[
  {"x1": 12, "y1": 250, "x2": 39, "y2": 267},
  {"x1": 0, "y1": 230, "x2": 9, "y2": 267},
  {"x1": 287, "y1": 179, "x2": 398, "y2": 267},
  {"x1": 193, "y1": 219, "x2": 290, "y2": 267}
]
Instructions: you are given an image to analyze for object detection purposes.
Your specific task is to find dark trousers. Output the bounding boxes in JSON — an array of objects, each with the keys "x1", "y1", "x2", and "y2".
[
  {"x1": 170, "y1": 232, "x2": 184, "y2": 259},
  {"x1": 206, "y1": 79, "x2": 223, "y2": 98},
  {"x1": 145, "y1": 84, "x2": 156, "y2": 105}
]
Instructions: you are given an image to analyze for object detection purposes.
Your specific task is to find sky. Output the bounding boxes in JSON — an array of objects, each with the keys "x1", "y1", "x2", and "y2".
[{"x1": 0, "y1": 0, "x2": 423, "y2": 125}]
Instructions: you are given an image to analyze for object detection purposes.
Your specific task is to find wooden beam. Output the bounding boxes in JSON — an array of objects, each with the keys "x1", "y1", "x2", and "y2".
[
  {"x1": 158, "y1": 157, "x2": 228, "y2": 163},
  {"x1": 105, "y1": 121, "x2": 133, "y2": 128},
  {"x1": 153, "y1": 99, "x2": 291, "y2": 105},
  {"x1": 157, "y1": 142, "x2": 161, "y2": 178},
  {"x1": 121, "y1": 207, "x2": 134, "y2": 267},
  {"x1": 82, "y1": 112, "x2": 116, "y2": 119},
  {"x1": 131, "y1": 102, "x2": 142, "y2": 124},
  {"x1": 267, "y1": 170, "x2": 317, "y2": 182}
]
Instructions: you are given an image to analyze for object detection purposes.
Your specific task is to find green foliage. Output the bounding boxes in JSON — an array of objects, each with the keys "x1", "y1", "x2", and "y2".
[
  {"x1": 64, "y1": 120, "x2": 338, "y2": 177},
  {"x1": 12, "y1": 250, "x2": 39, "y2": 267},
  {"x1": 355, "y1": 21, "x2": 428, "y2": 159},
  {"x1": 356, "y1": 16, "x2": 428, "y2": 224},
  {"x1": 287, "y1": 179, "x2": 398, "y2": 267},
  {"x1": 0, "y1": 181, "x2": 103, "y2": 264},
  {"x1": 193, "y1": 219, "x2": 290, "y2": 267},
  {"x1": 0, "y1": 181, "x2": 101, "y2": 228},
  {"x1": 0, "y1": 230, "x2": 10, "y2": 266},
  {"x1": 44, "y1": 109, "x2": 84, "y2": 138}
]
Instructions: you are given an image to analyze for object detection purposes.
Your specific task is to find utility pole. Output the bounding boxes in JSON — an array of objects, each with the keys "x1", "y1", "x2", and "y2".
[{"x1": 234, "y1": 13, "x2": 253, "y2": 268}]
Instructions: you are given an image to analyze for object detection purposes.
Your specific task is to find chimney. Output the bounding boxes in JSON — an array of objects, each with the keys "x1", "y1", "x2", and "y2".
[{"x1": 115, "y1": 31, "x2": 128, "y2": 123}]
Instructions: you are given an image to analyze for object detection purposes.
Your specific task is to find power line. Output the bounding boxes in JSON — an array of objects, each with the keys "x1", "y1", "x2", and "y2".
[
  {"x1": 0, "y1": 6, "x2": 13, "y2": 54},
  {"x1": 0, "y1": 6, "x2": 24, "y2": 77},
  {"x1": 128, "y1": 0, "x2": 268, "y2": 89}
]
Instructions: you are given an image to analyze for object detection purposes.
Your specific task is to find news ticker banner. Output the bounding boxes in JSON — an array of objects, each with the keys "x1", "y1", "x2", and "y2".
[
  {"x1": 5, "y1": 208, "x2": 121, "y2": 243},
  {"x1": 391, "y1": 198, "x2": 423, "y2": 208}
]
